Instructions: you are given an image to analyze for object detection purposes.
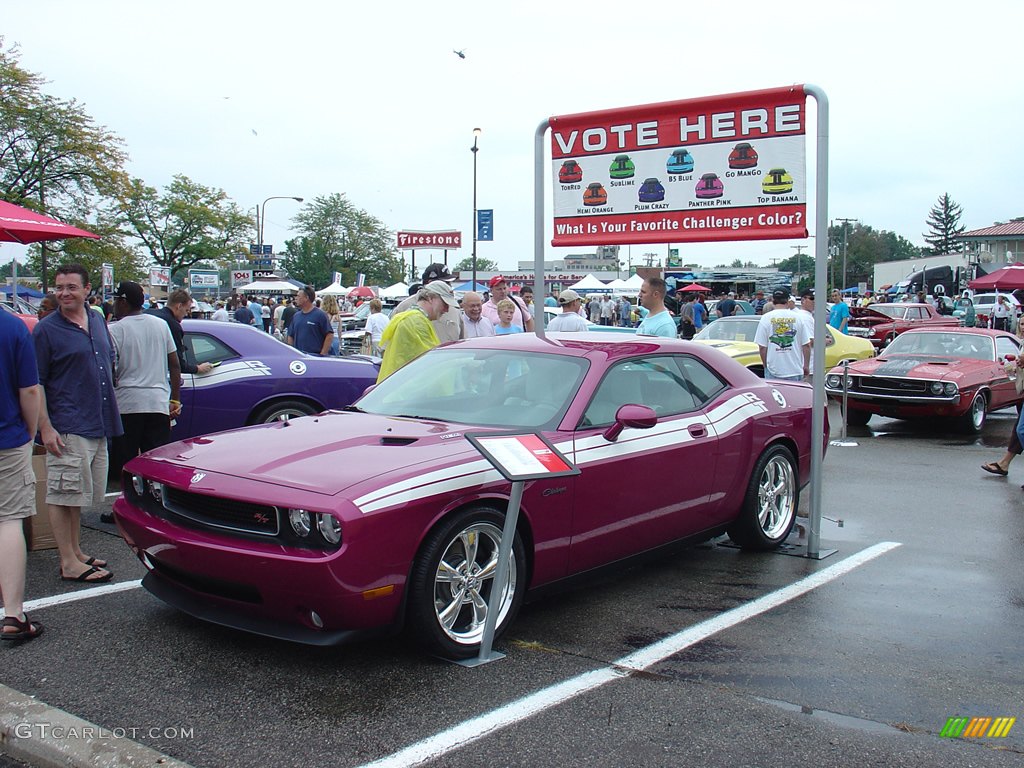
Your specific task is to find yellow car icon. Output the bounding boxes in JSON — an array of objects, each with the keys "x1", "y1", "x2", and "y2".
[{"x1": 762, "y1": 168, "x2": 794, "y2": 195}]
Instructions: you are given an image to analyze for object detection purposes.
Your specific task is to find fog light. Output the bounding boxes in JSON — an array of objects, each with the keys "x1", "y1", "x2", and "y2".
[
  {"x1": 317, "y1": 514, "x2": 342, "y2": 544},
  {"x1": 288, "y1": 508, "x2": 312, "y2": 537},
  {"x1": 132, "y1": 474, "x2": 145, "y2": 495},
  {"x1": 310, "y1": 610, "x2": 323, "y2": 628}
]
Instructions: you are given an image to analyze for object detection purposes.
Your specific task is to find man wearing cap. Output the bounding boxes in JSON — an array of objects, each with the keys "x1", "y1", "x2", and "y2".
[
  {"x1": 108, "y1": 281, "x2": 181, "y2": 490},
  {"x1": 547, "y1": 289, "x2": 589, "y2": 332},
  {"x1": 286, "y1": 285, "x2": 334, "y2": 355},
  {"x1": 636, "y1": 277, "x2": 677, "y2": 338},
  {"x1": 461, "y1": 292, "x2": 495, "y2": 338},
  {"x1": 378, "y1": 282, "x2": 458, "y2": 381},
  {"x1": 752, "y1": 290, "x2": 767, "y2": 315},
  {"x1": 717, "y1": 291, "x2": 738, "y2": 318},
  {"x1": 755, "y1": 288, "x2": 811, "y2": 382},
  {"x1": 33, "y1": 263, "x2": 121, "y2": 583},
  {"x1": 393, "y1": 263, "x2": 465, "y2": 343},
  {"x1": 482, "y1": 276, "x2": 534, "y2": 333}
]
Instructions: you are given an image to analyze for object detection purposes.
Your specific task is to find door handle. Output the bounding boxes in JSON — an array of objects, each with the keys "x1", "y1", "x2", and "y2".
[{"x1": 688, "y1": 424, "x2": 707, "y2": 438}]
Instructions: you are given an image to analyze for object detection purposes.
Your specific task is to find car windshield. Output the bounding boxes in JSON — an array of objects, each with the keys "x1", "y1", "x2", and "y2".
[
  {"x1": 357, "y1": 347, "x2": 589, "y2": 428},
  {"x1": 883, "y1": 332, "x2": 994, "y2": 361},
  {"x1": 694, "y1": 318, "x2": 760, "y2": 342},
  {"x1": 868, "y1": 305, "x2": 908, "y2": 319}
]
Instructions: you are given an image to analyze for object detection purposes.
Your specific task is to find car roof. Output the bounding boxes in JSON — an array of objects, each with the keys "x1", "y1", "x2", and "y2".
[{"x1": 447, "y1": 332, "x2": 725, "y2": 364}]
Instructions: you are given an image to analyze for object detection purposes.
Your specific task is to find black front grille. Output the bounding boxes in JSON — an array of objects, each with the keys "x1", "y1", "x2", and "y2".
[
  {"x1": 856, "y1": 377, "x2": 929, "y2": 395},
  {"x1": 163, "y1": 487, "x2": 279, "y2": 536}
]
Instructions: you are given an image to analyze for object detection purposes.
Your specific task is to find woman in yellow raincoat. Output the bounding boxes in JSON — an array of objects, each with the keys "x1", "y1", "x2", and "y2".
[{"x1": 377, "y1": 282, "x2": 459, "y2": 382}]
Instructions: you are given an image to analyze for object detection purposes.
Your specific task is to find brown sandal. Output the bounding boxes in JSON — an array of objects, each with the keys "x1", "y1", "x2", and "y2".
[{"x1": 1, "y1": 615, "x2": 43, "y2": 641}]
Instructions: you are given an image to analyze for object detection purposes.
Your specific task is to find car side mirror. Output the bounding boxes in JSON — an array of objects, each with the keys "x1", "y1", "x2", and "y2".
[{"x1": 603, "y1": 404, "x2": 658, "y2": 442}]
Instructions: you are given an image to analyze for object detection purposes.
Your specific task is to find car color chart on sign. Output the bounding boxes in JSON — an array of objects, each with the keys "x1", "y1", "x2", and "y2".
[{"x1": 549, "y1": 85, "x2": 808, "y2": 246}]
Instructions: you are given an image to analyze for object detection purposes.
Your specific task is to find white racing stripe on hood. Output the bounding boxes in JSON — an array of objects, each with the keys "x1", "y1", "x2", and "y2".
[{"x1": 355, "y1": 392, "x2": 768, "y2": 514}]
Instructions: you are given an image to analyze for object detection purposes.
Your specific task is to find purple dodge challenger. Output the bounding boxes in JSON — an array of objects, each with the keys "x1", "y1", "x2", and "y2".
[
  {"x1": 173, "y1": 319, "x2": 379, "y2": 440},
  {"x1": 115, "y1": 333, "x2": 821, "y2": 659}
]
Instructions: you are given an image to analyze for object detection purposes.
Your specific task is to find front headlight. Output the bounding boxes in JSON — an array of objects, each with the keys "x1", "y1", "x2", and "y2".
[
  {"x1": 929, "y1": 382, "x2": 944, "y2": 395},
  {"x1": 944, "y1": 382, "x2": 958, "y2": 396},
  {"x1": 150, "y1": 482, "x2": 163, "y2": 503},
  {"x1": 316, "y1": 514, "x2": 342, "y2": 545},
  {"x1": 288, "y1": 508, "x2": 312, "y2": 537},
  {"x1": 132, "y1": 474, "x2": 145, "y2": 496},
  {"x1": 825, "y1": 374, "x2": 842, "y2": 388}
]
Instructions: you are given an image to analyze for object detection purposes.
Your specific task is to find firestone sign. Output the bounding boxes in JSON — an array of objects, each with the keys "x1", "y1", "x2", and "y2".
[
  {"x1": 397, "y1": 230, "x2": 462, "y2": 249},
  {"x1": 549, "y1": 86, "x2": 808, "y2": 246}
]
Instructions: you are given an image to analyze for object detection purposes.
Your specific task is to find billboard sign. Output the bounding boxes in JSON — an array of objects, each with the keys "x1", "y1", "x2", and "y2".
[
  {"x1": 232, "y1": 269, "x2": 253, "y2": 287},
  {"x1": 397, "y1": 230, "x2": 462, "y2": 250},
  {"x1": 149, "y1": 267, "x2": 171, "y2": 287},
  {"x1": 550, "y1": 86, "x2": 807, "y2": 247},
  {"x1": 188, "y1": 269, "x2": 219, "y2": 289},
  {"x1": 477, "y1": 210, "x2": 494, "y2": 241}
]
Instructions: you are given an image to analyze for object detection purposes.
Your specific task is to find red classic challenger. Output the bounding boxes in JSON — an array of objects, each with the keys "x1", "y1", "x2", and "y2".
[
  {"x1": 113, "y1": 333, "x2": 820, "y2": 659},
  {"x1": 825, "y1": 327, "x2": 1023, "y2": 432}
]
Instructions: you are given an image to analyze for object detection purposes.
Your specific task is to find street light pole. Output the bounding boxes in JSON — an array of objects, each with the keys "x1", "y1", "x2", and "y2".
[
  {"x1": 791, "y1": 244, "x2": 807, "y2": 289},
  {"x1": 259, "y1": 196, "x2": 304, "y2": 250},
  {"x1": 471, "y1": 128, "x2": 481, "y2": 290}
]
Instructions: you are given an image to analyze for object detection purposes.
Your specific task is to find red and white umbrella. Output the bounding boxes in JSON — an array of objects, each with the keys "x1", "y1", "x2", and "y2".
[
  {"x1": 347, "y1": 286, "x2": 376, "y2": 299},
  {"x1": 0, "y1": 200, "x2": 98, "y2": 244}
]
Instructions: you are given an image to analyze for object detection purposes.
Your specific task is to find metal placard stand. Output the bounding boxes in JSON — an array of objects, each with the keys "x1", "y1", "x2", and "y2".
[{"x1": 455, "y1": 432, "x2": 580, "y2": 668}]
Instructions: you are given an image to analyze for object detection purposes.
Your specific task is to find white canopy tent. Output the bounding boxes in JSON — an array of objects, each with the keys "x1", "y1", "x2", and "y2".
[
  {"x1": 623, "y1": 273, "x2": 645, "y2": 290},
  {"x1": 567, "y1": 274, "x2": 612, "y2": 293},
  {"x1": 378, "y1": 282, "x2": 410, "y2": 300},
  {"x1": 605, "y1": 278, "x2": 639, "y2": 295},
  {"x1": 235, "y1": 280, "x2": 299, "y2": 294},
  {"x1": 317, "y1": 281, "x2": 349, "y2": 296}
]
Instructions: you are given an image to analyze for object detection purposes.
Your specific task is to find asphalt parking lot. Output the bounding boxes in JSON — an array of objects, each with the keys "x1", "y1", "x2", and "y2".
[{"x1": 2, "y1": 402, "x2": 1022, "y2": 768}]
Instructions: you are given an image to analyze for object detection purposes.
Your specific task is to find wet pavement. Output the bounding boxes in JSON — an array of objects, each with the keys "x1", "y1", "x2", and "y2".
[{"x1": 1, "y1": 402, "x2": 1022, "y2": 767}]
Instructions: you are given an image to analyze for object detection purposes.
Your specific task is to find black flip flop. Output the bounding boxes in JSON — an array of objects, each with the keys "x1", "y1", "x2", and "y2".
[
  {"x1": 60, "y1": 566, "x2": 113, "y2": 583},
  {"x1": 981, "y1": 462, "x2": 1008, "y2": 476},
  {"x1": 83, "y1": 556, "x2": 107, "y2": 568}
]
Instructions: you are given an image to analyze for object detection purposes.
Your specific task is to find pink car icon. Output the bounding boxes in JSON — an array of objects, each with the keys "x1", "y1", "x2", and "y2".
[{"x1": 695, "y1": 173, "x2": 724, "y2": 199}]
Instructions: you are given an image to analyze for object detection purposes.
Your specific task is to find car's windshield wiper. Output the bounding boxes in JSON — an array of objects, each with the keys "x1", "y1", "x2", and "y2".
[{"x1": 341, "y1": 404, "x2": 365, "y2": 413}]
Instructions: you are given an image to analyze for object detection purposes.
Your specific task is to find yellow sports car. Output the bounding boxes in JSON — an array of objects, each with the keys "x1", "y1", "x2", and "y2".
[
  {"x1": 762, "y1": 167, "x2": 794, "y2": 195},
  {"x1": 692, "y1": 316, "x2": 874, "y2": 376}
]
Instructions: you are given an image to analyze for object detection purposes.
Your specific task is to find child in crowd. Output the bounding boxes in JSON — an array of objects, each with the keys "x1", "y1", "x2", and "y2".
[{"x1": 494, "y1": 299, "x2": 524, "y2": 335}]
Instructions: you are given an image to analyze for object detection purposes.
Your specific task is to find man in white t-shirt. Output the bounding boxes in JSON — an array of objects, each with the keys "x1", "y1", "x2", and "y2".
[
  {"x1": 755, "y1": 288, "x2": 811, "y2": 382},
  {"x1": 108, "y1": 281, "x2": 181, "y2": 480},
  {"x1": 547, "y1": 289, "x2": 589, "y2": 332}
]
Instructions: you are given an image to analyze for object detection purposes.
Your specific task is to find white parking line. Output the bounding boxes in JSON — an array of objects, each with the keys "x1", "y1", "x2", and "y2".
[
  {"x1": 359, "y1": 541, "x2": 902, "y2": 768},
  {"x1": 22, "y1": 580, "x2": 143, "y2": 612}
]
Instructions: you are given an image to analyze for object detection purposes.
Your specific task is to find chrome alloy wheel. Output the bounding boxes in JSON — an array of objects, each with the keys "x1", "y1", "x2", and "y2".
[
  {"x1": 432, "y1": 522, "x2": 516, "y2": 646},
  {"x1": 757, "y1": 454, "x2": 797, "y2": 539}
]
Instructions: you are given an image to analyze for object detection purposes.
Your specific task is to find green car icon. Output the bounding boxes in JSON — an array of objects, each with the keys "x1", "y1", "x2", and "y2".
[{"x1": 609, "y1": 154, "x2": 635, "y2": 179}]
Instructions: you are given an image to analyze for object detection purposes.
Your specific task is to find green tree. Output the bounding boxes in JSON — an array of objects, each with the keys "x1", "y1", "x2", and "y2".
[
  {"x1": 923, "y1": 193, "x2": 965, "y2": 255},
  {"x1": 0, "y1": 41, "x2": 129, "y2": 288},
  {"x1": 453, "y1": 255, "x2": 498, "y2": 273},
  {"x1": 280, "y1": 193, "x2": 404, "y2": 288},
  {"x1": 115, "y1": 174, "x2": 253, "y2": 279}
]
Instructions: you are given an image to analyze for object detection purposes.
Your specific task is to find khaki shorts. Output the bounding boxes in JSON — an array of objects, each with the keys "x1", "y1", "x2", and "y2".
[
  {"x1": 0, "y1": 441, "x2": 36, "y2": 522},
  {"x1": 45, "y1": 434, "x2": 108, "y2": 509}
]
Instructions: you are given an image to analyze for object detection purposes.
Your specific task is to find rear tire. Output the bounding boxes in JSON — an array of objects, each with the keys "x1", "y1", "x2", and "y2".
[
  {"x1": 728, "y1": 444, "x2": 798, "y2": 550},
  {"x1": 407, "y1": 507, "x2": 526, "y2": 659},
  {"x1": 251, "y1": 400, "x2": 318, "y2": 424}
]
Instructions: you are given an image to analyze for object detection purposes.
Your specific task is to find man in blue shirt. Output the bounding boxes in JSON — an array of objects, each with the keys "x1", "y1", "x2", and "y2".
[
  {"x1": 232, "y1": 295, "x2": 254, "y2": 326},
  {"x1": 828, "y1": 289, "x2": 850, "y2": 332},
  {"x1": 0, "y1": 309, "x2": 43, "y2": 641},
  {"x1": 636, "y1": 277, "x2": 677, "y2": 338},
  {"x1": 286, "y1": 285, "x2": 334, "y2": 355},
  {"x1": 34, "y1": 264, "x2": 120, "y2": 583}
]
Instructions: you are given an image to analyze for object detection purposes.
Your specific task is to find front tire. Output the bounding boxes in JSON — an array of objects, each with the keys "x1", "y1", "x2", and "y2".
[
  {"x1": 958, "y1": 392, "x2": 987, "y2": 434},
  {"x1": 407, "y1": 508, "x2": 526, "y2": 659},
  {"x1": 844, "y1": 407, "x2": 872, "y2": 427},
  {"x1": 728, "y1": 445, "x2": 798, "y2": 550}
]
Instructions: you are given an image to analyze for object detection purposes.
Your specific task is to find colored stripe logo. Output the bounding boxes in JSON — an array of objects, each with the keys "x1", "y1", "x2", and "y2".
[{"x1": 940, "y1": 716, "x2": 1015, "y2": 738}]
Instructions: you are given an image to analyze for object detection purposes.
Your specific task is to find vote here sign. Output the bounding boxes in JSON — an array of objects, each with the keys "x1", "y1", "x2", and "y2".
[{"x1": 549, "y1": 86, "x2": 808, "y2": 246}]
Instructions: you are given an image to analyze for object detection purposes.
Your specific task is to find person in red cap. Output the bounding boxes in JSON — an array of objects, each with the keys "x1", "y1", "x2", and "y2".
[{"x1": 482, "y1": 276, "x2": 533, "y2": 332}]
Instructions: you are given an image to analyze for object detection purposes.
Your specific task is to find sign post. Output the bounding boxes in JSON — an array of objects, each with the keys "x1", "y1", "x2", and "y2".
[{"x1": 457, "y1": 432, "x2": 580, "y2": 667}]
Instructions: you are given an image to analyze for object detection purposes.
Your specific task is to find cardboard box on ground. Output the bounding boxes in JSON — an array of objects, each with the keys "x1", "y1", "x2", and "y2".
[{"x1": 23, "y1": 445, "x2": 57, "y2": 551}]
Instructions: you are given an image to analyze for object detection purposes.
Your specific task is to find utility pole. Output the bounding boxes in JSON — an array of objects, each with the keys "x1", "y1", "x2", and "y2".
[
  {"x1": 791, "y1": 244, "x2": 807, "y2": 289},
  {"x1": 835, "y1": 217, "x2": 858, "y2": 294}
]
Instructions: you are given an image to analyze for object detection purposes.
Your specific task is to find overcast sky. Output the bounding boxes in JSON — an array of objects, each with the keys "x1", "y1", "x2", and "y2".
[{"x1": 2, "y1": 0, "x2": 1021, "y2": 276}]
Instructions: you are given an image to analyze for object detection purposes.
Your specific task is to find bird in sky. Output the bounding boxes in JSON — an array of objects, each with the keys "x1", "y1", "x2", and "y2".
[
  {"x1": 251, "y1": 129, "x2": 258, "y2": 137},
  {"x1": 453, "y1": 49, "x2": 466, "y2": 59}
]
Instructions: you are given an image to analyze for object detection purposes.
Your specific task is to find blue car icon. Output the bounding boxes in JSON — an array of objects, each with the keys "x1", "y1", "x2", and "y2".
[
  {"x1": 638, "y1": 178, "x2": 665, "y2": 203},
  {"x1": 667, "y1": 148, "x2": 694, "y2": 174}
]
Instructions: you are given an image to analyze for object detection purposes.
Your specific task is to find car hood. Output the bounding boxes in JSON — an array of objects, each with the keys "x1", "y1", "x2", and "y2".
[
  {"x1": 139, "y1": 411, "x2": 481, "y2": 496},
  {"x1": 691, "y1": 339, "x2": 758, "y2": 359},
  {"x1": 848, "y1": 307, "x2": 894, "y2": 325},
  {"x1": 840, "y1": 354, "x2": 985, "y2": 381}
]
